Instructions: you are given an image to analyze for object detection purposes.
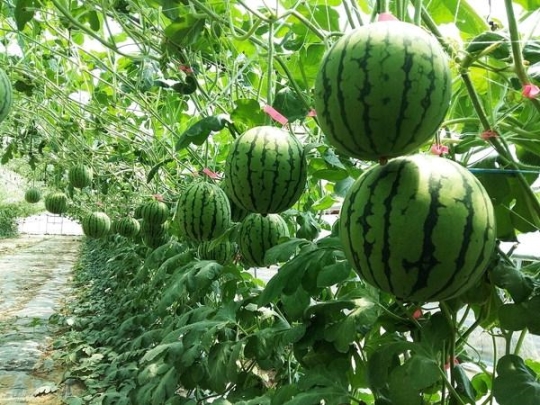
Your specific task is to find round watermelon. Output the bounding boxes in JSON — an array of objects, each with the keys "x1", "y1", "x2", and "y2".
[
  {"x1": 340, "y1": 154, "x2": 496, "y2": 302},
  {"x1": 224, "y1": 126, "x2": 307, "y2": 214},
  {"x1": 175, "y1": 182, "x2": 232, "y2": 242},
  {"x1": 24, "y1": 188, "x2": 41, "y2": 204},
  {"x1": 238, "y1": 213, "x2": 290, "y2": 268},
  {"x1": 82, "y1": 212, "x2": 111, "y2": 238},
  {"x1": 140, "y1": 200, "x2": 169, "y2": 225},
  {"x1": 68, "y1": 165, "x2": 93, "y2": 189},
  {"x1": 198, "y1": 240, "x2": 237, "y2": 265},
  {"x1": 44, "y1": 192, "x2": 69, "y2": 215},
  {"x1": 314, "y1": 21, "x2": 452, "y2": 161},
  {"x1": 115, "y1": 217, "x2": 141, "y2": 238},
  {"x1": 0, "y1": 68, "x2": 13, "y2": 124}
]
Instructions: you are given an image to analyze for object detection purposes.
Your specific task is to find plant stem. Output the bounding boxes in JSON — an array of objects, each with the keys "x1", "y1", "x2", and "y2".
[
  {"x1": 503, "y1": 0, "x2": 540, "y2": 112},
  {"x1": 513, "y1": 328, "x2": 529, "y2": 355},
  {"x1": 413, "y1": 0, "x2": 423, "y2": 25}
]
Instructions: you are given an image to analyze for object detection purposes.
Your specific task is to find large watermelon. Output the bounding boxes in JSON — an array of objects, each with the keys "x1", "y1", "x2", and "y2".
[
  {"x1": 238, "y1": 213, "x2": 290, "y2": 268},
  {"x1": 314, "y1": 21, "x2": 452, "y2": 161},
  {"x1": 175, "y1": 182, "x2": 232, "y2": 242},
  {"x1": 0, "y1": 69, "x2": 13, "y2": 124},
  {"x1": 224, "y1": 126, "x2": 307, "y2": 214},
  {"x1": 82, "y1": 212, "x2": 111, "y2": 238},
  {"x1": 68, "y1": 165, "x2": 93, "y2": 189},
  {"x1": 44, "y1": 192, "x2": 69, "y2": 215},
  {"x1": 340, "y1": 154, "x2": 496, "y2": 302}
]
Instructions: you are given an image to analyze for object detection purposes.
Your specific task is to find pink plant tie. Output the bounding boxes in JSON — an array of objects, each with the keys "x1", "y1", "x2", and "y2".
[
  {"x1": 263, "y1": 105, "x2": 288, "y2": 126},
  {"x1": 307, "y1": 109, "x2": 317, "y2": 117},
  {"x1": 481, "y1": 129, "x2": 499, "y2": 140},
  {"x1": 378, "y1": 12, "x2": 399, "y2": 22},
  {"x1": 522, "y1": 83, "x2": 540, "y2": 99},
  {"x1": 430, "y1": 144, "x2": 449, "y2": 156},
  {"x1": 202, "y1": 167, "x2": 220, "y2": 179},
  {"x1": 179, "y1": 65, "x2": 194, "y2": 74},
  {"x1": 152, "y1": 194, "x2": 164, "y2": 202}
]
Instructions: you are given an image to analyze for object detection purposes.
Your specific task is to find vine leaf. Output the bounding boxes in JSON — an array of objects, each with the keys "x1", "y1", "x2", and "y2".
[
  {"x1": 175, "y1": 115, "x2": 231, "y2": 151},
  {"x1": 493, "y1": 354, "x2": 540, "y2": 405},
  {"x1": 146, "y1": 158, "x2": 173, "y2": 183},
  {"x1": 15, "y1": 0, "x2": 38, "y2": 31}
]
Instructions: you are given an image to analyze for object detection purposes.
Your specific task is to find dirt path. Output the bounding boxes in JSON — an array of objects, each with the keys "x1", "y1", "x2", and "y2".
[{"x1": 0, "y1": 235, "x2": 81, "y2": 404}]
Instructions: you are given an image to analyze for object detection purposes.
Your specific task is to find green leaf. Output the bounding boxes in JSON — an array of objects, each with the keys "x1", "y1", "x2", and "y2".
[
  {"x1": 312, "y1": 195, "x2": 336, "y2": 211},
  {"x1": 151, "y1": 367, "x2": 178, "y2": 405},
  {"x1": 323, "y1": 316, "x2": 357, "y2": 353},
  {"x1": 471, "y1": 372, "x2": 492, "y2": 399},
  {"x1": 493, "y1": 354, "x2": 540, "y2": 405},
  {"x1": 451, "y1": 364, "x2": 477, "y2": 404},
  {"x1": 164, "y1": 15, "x2": 206, "y2": 47},
  {"x1": 175, "y1": 115, "x2": 231, "y2": 150},
  {"x1": 498, "y1": 303, "x2": 529, "y2": 331},
  {"x1": 513, "y1": 0, "x2": 540, "y2": 11},
  {"x1": 311, "y1": 168, "x2": 349, "y2": 182},
  {"x1": 388, "y1": 355, "x2": 440, "y2": 405},
  {"x1": 272, "y1": 87, "x2": 308, "y2": 122},
  {"x1": 264, "y1": 238, "x2": 314, "y2": 265},
  {"x1": 230, "y1": 99, "x2": 266, "y2": 130},
  {"x1": 490, "y1": 263, "x2": 534, "y2": 303},
  {"x1": 316, "y1": 260, "x2": 352, "y2": 287},
  {"x1": 147, "y1": 158, "x2": 174, "y2": 183},
  {"x1": 14, "y1": 0, "x2": 38, "y2": 31},
  {"x1": 426, "y1": 0, "x2": 488, "y2": 35}
]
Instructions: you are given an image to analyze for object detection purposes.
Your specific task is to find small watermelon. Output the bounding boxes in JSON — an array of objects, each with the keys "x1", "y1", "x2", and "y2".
[
  {"x1": 24, "y1": 188, "x2": 41, "y2": 204},
  {"x1": 44, "y1": 192, "x2": 68, "y2": 215},
  {"x1": 68, "y1": 165, "x2": 93, "y2": 189},
  {"x1": 175, "y1": 182, "x2": 232, "y2": 242},
  {"x1": 224, "y1": 126, "x2": 307, "y2": 214},
  {"x1": 82, "y1": 212, "x2": 111, "y2": 238},
  {"x1": 238, "y1": 213, "x2": 290, "y2": 268}
]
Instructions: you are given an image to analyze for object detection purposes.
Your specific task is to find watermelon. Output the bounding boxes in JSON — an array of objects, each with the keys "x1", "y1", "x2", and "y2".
[
  {"x1": 340, "y1": 154, "x2": 496, "y2": 302},
  {"x1": 238, "y1": 213, "x2": 290, "y2": 268},
  {"x1": 198, "y1": 240, "x2": 237, "y2": 265},
  {"x1": 175, "y1": 182, "x2": 231, "y2": 242},
  {"x1": 314, "y1": 21, "x2": 452, "y2": 161},
  {"x1": 224, "y1": 126, "x2": 307, "y2": 214},
  {"x1": 141, "y1": 220, "x2": 169, "y2": 239},
  {"x1": 0, "y1": 68, "x2": 13, "y2": 124},
  {"x1": 140, "y1": 200, "x2": 169, "y2": 225},
  {"x1": 68, "y1": 165, "x2": 93, "y2": 189},
  {"x1": 44, "y1": 192, "x2": 68, "y2": 215},
  {"x1": 115, "y1": 217, "x2": 141, "y2": 238},
  {"x1": 24, "y1": 188, "x2": 41, "y2": 204},
  {"x1": 82, "y1": 212, "x2": 111, "y2": 238}
]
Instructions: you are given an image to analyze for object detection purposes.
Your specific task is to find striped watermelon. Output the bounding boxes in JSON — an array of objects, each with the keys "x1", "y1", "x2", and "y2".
[
  {"x1": 68, "y1": 165, "x2": 93, "y2": 189},
  {"x1": 44, "y1": 192, "x2": 68, "y2": 215},
  {"x1": 224, "y1": 126, "x2": 307, "y2": 214},
  {"x1": 340, "y1": 154, "x2": 496, "y2": 302},
  {"x1": 82, "y1": 212, "x2": 111, "y2": 238},
  {"x1": 24, "y1": 188, "x2": 41, "y2": 204},
  {"x1": 115, "y1": 217, "x2": 141, "y2": 238},
  {"x1": 198, "y1": 240, "x2": 237, "y2": 265},
  {"x1": 0, "y1": 69, "x2": 13, "y2": 124},
  {"x1": 140, "y1": 200, "x2": 169, "y2": 225},
  {"x1": 175, "y1": 182, "x2": 231, "y2": 242},
  {"x1": 238, "y1": 213, "x2": 290, "y2": 268},
  {"x1": 314, "y1": 21, "x2": 452, "y2": 161}
]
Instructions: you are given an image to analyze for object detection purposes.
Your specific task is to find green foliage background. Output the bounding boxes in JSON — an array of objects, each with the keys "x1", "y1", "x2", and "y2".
[{"x1": 1, "y1": 0, "x2": 540, "y2": 404}]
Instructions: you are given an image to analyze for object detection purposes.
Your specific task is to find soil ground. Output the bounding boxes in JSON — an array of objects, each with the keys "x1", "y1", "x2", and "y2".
[{"x1": 0, "y1": 234, "x2": 81, "y2": 404}]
